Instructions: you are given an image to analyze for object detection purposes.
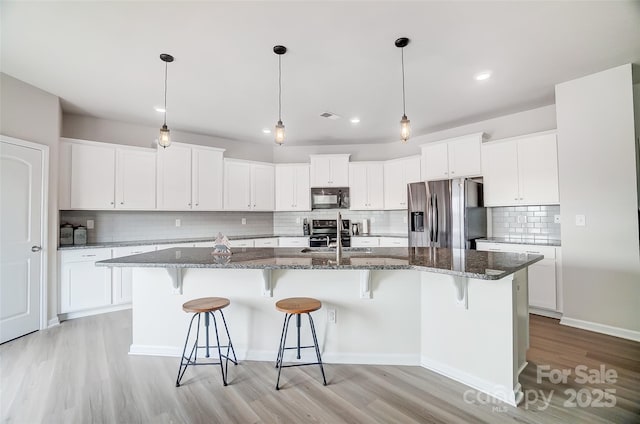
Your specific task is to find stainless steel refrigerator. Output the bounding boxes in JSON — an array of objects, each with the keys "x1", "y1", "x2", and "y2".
[{"x1": 408, "y1": 179, "x2": 487, "y2": 249}]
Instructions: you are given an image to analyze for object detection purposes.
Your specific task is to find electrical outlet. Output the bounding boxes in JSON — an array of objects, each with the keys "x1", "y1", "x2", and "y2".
[
  {"x1": 175, "y1": 219, "x2": 181, "y2": 227},
  {"x1": 575, "y1": 214, "x2": 586, "y2": 227},
  {"x1": 517, "y1": 215, "x2": 527, "y2": 224},
  {"x1": 241, "y1": 218, "x2": 246, "y2": 225},
  {"x1": 327, "y1": 308, "x2": 336, "y2": 323},
  {"x1": 554, "y1": 214, "x2": 561, "y2": 224},
  {"x1": 370, "y1": 217, "x2": 376, "y2": 224},
  {"x1": 86, "y1": 219, "x2": 94, "y2": 229}
]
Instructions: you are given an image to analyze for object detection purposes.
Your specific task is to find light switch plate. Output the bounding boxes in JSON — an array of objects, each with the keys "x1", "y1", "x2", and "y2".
[
  {"x1": 517, "y1": 215, "x2": 527, "y2": 224},
  {"x1": 575, "y1": 214, "x2": 586, "y2": 226},
  {"x1": 86, "y1": 219, "x2": 94, "y2": 229},
  {"x1": 175, "y1": 219, "x2": 181, "y2": 227},
  {"x1": 370, "y1": 217, "x2": 376, "y2": 224},
  {"x1": 241, "y1": 218, "x2": 246, "y2": 225}
]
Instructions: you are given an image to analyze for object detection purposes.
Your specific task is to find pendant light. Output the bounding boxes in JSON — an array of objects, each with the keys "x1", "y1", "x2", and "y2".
[
  {"x1": 273, "y1": 45, "x2": 287, "y2": 145},
  {"x1": 395, "y1": 38, "x2": 411, "y2": 143},
  {"x1": 158, "y1": 53, "x2": 174, "y2": 148}
]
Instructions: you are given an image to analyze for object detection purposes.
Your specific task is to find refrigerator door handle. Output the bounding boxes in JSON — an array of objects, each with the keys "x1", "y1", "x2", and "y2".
[
  {"x1": 434, "y1": 193, "x2": 439, "y2": 243},
  {"x1": 428, "y1": 194, "x2": 434, "y2": 243}
]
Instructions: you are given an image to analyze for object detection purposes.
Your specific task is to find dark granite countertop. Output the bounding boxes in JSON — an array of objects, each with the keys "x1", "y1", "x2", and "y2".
[
  {"x1": 96, "y1": 247, "x2": 543, "y2": 280},
  {"x1": 477, "y1": 238, "x2": 561, "y2": 247},
  {"x1": 58, "y1": 234, "x2": 280, "y2": 251}
]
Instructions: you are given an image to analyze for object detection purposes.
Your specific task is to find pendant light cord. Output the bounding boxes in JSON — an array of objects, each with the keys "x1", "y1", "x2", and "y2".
[
  {"x1": 278, "y1": 55, "x2": 282, "y2": 121},
  {"x1": 401, "y1": 47, "x2": 406, "y2": 116},
  {"x1": 163, "y1": 61, "x2": 168, "y2": 126}
]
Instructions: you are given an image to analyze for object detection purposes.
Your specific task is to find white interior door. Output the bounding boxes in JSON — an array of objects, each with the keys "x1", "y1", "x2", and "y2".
[{"x1": 1, "y1": 139, "x2": 45, "y2": 343}]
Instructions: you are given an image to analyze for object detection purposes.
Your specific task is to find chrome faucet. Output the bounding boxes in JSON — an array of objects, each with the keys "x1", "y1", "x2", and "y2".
[{"x1": 335, "y1": 211, "x2": 342, "y2": 262}]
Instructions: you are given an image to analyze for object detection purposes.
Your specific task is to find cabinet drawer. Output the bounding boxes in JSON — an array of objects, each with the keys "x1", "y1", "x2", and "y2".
[
  {"x1": 60, "y1": 248, "x2": 112, "y2": 263},
  {"x1": 229, "y1": 239, "x2": 254, "y2": 248},
  {"x1": 279, "y1": 237, "x2": 310, "y2": 247},
  {"x1": 351, "y1": 237, "x2": 379, "y2": 247},
  {"x1": 254, "y1": 238, "x2": 279, "y2": 247},
  {"x1": 379, "y1": 237, "x2": 408, "y2": 247},
  {"x1": 476, "y1": 242, "x2": 556, "y2": 259}
]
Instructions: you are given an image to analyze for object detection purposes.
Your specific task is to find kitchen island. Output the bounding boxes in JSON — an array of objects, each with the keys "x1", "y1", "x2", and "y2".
[{"x1": 97, "y1": 247, "x2": 542, "y2": 406}]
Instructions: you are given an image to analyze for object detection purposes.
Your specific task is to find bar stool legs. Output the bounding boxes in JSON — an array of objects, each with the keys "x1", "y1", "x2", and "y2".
[
  {"x1": 176, "y1": 308, "x2": 237, "y2": 387},
  {"x1": 275, "y1": 311, "x2": 327, "y2": 390}
]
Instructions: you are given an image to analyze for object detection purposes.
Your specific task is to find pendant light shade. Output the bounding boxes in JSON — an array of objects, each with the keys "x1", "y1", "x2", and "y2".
[
  {"x1": 158, "y1": 53, "x2": 174, "y2": 148},
  {"x1": 395, "y1": 38, "x2": 411, "y2": 143},
  {"x1": 273, "y1": 45, "x2": 287, "y2": 145}
]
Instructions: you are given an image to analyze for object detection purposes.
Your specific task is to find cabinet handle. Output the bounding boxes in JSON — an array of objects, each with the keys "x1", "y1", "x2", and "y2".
[
  {"x1": 120, "y1": 202, "x2": 124, "y2": 205},
  {"x1": 451, "y1": 171, "x2": 455, "y2": 174},
  {"x1": 188, "y1": 203, "x2": 191, "y2": 206},
  {"x1": 526, "y1": 250, "x2": 541, "y2": 254},
  {"x1": 195, "y1": 203, "x2": 199, "y2": 206},
  {"x1": 514, "y1": 198, "x2": 518, "y2": 200},
  {"x1": 81, "y1": 254, "x2": 96, "y2": 257},
  {"x1": 110, "y1": 201, "x2": 114, "y2": 205}
]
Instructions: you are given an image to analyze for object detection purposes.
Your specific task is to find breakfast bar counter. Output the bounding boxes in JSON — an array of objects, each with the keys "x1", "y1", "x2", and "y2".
[{"x1": 97, "y1": 247, "x2": 541, "y2": 406}]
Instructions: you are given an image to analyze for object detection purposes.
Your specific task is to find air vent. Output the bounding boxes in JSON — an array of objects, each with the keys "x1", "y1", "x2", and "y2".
[{"x1": 320, "y1": 112, "x2": 341, "y2": 120}]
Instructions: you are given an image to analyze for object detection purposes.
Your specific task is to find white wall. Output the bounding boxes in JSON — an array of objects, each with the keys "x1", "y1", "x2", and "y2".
[
  {"x1": 273, "y1": 105, "x2": 556, "y2": 163},
  {"x1": 0, "y1": 72, "x2": 62, "y2": 324},
  {"x1": 555, "y1": 64, "x2": 640, "y2": 337},
  {"x1": 62, "y1": 113, "x2": 273, "y2": 162}
]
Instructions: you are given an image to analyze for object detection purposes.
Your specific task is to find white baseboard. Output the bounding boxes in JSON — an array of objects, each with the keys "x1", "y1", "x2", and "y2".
[
  {"x1": 47, "y1": 317, "x2": 60, "y2": 328},
  {"x1": 129, "y1": 344, "x2": 419, "y2": 366},
  {"x1": 58, "y1": 303, "x2": 132, "y2": 322},
  {"x1": 560, "y1": 317, "x2": 640, "y2": 342},
  {"x1": 529, "y1": 307, "x2": 562, "y2": 319},
  {"x1": 420, "y1": 355, "x2": 521, "y2": 407}
]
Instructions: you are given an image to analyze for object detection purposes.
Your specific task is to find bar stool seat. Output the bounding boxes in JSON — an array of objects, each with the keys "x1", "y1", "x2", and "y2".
[
  {"x1": 176, "y1": 297, "x2": 237, "y2": 387},
  {"x1": 274, "y1": 297, "x2": 327, "y2": 390}
]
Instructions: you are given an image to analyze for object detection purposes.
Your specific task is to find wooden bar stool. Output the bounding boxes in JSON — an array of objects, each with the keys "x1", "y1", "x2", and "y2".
[
  {"x1": 274, "y1": 297, "x2": 327, "y2": 390},
  {"x1": 176, "y1": 297, "x2": 237, "y2": 387}
]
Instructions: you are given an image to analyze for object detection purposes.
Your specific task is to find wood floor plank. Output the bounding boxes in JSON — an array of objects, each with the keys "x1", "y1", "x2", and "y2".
[{"x1": 1, "y1": 310, "x2": 639, "y2": 424}]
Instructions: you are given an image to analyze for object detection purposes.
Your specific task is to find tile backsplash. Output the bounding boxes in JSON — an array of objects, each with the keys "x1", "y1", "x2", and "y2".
[
  {"x1": 490, "y1": 205, "x2": 561, "y2": 242},
  {"x1": 274, "y1": 210, "x2": 407, "y2": 236},
  {"x1": 59, "y1": 211, "x2": 274, "y2": 243}
]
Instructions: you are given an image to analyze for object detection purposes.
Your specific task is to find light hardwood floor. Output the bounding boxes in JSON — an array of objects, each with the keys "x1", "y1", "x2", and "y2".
[{"x1": 1, "y1": 311, "x2": 638, "y2": 423}]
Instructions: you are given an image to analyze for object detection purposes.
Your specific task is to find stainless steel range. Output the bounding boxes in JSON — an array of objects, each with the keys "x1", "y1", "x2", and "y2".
[{"x1": 309, "y1": 219, "x2": 351, "y2": 247}]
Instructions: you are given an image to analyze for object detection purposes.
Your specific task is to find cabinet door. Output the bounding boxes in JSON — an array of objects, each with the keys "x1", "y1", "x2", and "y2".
[
  {"x1": 254, "y1": 237, "x2": 278, "y2": 247},
  {"x1": 366, "y1": 163, "x2": 384, "y2": 209},
  {"x1": 448, "y1": 136, "x2": 481, "y2": 177},
  {"x1": 517, "y1": 134, "x2": 559, "y2": 205},
  {"x1": 481, "y1": 141, "x2": 520, "y2": 206},
  {"x1": 251, "y1": 164, "x2": 275, "y2": 211},
  {"x1": 192, "y1": 149, "x2": 223, "y2": 210},
  {"x1": 112, "y1": 245, "x2": 155, "y2": 304},
  {"x1": 329, "y1": 156, "x2": 350, "y2": 187},
  {"x1": 422, "y1": 143, "x2": 449, "y2": 181},
  {"x1": 60, "y1": 250, "x2": 112, "y2": 313},
  {"x1": 157, "y1": 144, "x2": 192, "y2": 210},
  {"x1": 293, "y1": 165, "x2": 311, "y2": 210},
  {"x1": 310, "y1": 156, "x2": 332, "y2": 187},
  {"x1": 383, "y1": 160, "x2": 405, "y2": 209},
  {"x1": 378, "y1": 237, "x2": 408, "y2": 247},
  {"x1": 275, "y1": 166, "x2": 296, "y2": 211},
  {"x1": 116, "y1": 148, "x2": 156, "y2": 210},
  {"x1": 229, "y1": 239, "x2": 254, "y2": 248},
  {"x1": 349, "y1": 163, "x2": 369, "y2": 209},
  {"x1": 224, "y1": 161, "x2": 252, "y2": 210},
  {"x1": 70, "y1": 143, "x2": 116, "y2": 209},
  {"x1": 278, "y1": 237, "x2": 309, "y2": 247},
  {"x1": 351, "y1": 237, "x2": 379, "y2": 247},
  {"x1": 528, "y1": 259, "x2": 557, "y2": 310}
]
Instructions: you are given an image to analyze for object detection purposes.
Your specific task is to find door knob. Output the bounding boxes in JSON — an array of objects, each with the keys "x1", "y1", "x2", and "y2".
[{"x1": 31, "y1": 246, "x2": 42, "y2": 252}]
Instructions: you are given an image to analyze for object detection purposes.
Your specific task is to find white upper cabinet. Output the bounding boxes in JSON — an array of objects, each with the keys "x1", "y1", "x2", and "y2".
[
  {"x1": 310, "y1": 154, "x2": 350, "y2": 187},
  {"x1": 70, "y1": 142, "x2": 116, "y2": 209},
  {"x1": 349, "y1": 162, "x2": 384, "y2": 210},
  {"x1": 157, "y1": 143, "x2": 225, "y2": 210},
  {"x1": 421, "y1": 133, "x2": 484, "y2": 181},
  {"x1": 67, "y1": 140, "x2": 156, "y2": 210},
  {"x1": 191, "y1": 148, "x2": 224, "y2": 210},
  {"x1": 115, "y1": 148, "x2": 156, "y2": 209},
  {"x1": 383, "y1": 155, "x2": 421, "y2": 209},
  {"x1": 482, "y1": 131, "x2": 559, "y2": 206},
  {"x1": 275, "y1": 164, "x2": 311, "y2": 211},
  {"x1": 224, "y1": 159, "x2": 274, "y2": 211}
]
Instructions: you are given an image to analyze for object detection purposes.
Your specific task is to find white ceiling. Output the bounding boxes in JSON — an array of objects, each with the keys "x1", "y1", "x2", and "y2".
[{"x1": 2, "y1": 1, "x2": 640, "y2": 146}]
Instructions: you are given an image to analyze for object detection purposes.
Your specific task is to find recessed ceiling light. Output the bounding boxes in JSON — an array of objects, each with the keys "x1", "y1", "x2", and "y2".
[
  {"x1": 350, "y1": 117, "x2": 360, "y2": 124},
  {"x1": 262, "y1": 128, "x2": 271, "y2": 134},
  {"x1": 475, "y1": 71, "x2": 492, "y2": 81},
  {"x1": 154, "y1": 106, "x2": 166, "y2": 113}
]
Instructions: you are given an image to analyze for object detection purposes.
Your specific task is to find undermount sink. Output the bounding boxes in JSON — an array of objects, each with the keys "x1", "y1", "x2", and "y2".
[{"x1": 300, "y1": 247, "x2": 372, "y2": 254}]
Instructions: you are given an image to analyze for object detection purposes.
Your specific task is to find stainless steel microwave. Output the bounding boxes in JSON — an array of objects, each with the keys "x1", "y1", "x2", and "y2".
[{"x1": 310, "y1": 187, "x2": 349, "y2": 209}]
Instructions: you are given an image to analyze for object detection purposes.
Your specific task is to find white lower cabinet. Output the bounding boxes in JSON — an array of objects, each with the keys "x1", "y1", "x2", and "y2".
[
  {"x1": 278, "y1": 237, "x2": 310, "y2": 248},
  {"x1": 351, "y1": 237, "x2": 380, "y2": 247},
  {"x1": 60, "y1": 248, "x2": 113, "y2": 313},
  {"x1": 229, "y1": 239, "x2": 254, "y2": 248},
  {"x1": 111, "y1": 245, "x2": 156, "y2": 305},
  {"x1": 254, "y1": 238, "x2": 279, "y2": 247},
  {"x1": 476, "y1": 241, "x2": 561, "y2": 314},
  {"x1": 379, "y1": 237, "x2": 408, "y2": 247}
]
